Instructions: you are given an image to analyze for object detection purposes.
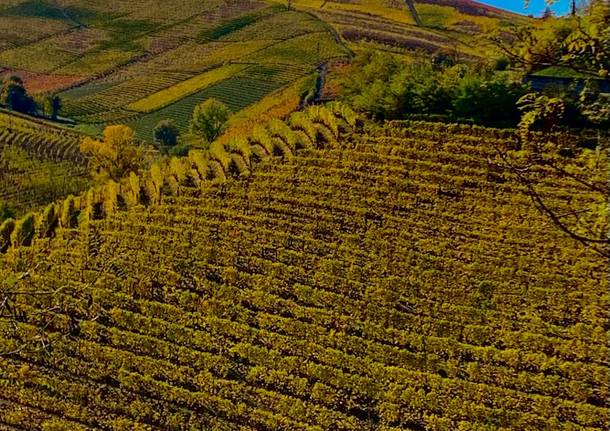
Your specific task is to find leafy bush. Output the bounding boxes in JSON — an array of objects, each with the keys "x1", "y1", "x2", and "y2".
[
  {"x1": 11, "y1": 212, "x2": 35, "y2": 247},
  {"x1": 0, "y1": 217, "x2": 15, "y2": 252},
  {"x1": 494, "y1": 56, "x2": 510, "y2": 71},
  {"x1": 341, "y1": 50, "x2": 529, "y2": 127},
  {"x1": 38, "y1": 203, "x2": 58, "y2": 238},
  {"x1": 153, "y1": 119, "x2": 180, "y2": 149},
  {"x1": 168, "y1": 142, "x2": 192, "y2": 157},
  {"x1": 190, "y1": 98, "x2": 232, "y2": 144},
  {"x1": 60, "y1": 196, "x2": 78, "y2": 228},
  {"x1": 0, "y1": 202, "x2": 16, "y2": 223}
]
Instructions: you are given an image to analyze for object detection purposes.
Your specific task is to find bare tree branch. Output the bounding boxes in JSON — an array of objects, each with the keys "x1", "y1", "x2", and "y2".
[{"x1": 490, "y1": 141, "x2": 609, "y2": 258}]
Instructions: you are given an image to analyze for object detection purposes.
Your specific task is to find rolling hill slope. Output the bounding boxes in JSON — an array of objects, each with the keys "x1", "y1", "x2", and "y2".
[
  {"x1": 0, "y1": 0, "x2": 526, "y2": 141},
  {"x1": 0, "y1": 110, "x2": 89, "y2": 218},
  {"x1": 288, "y1": 0, "x2": 526, "y2": 57},
  {"x1": 1, "y1": 108, "x2": 608, "y2": 430},
  {"x1": 0, "y1": 0, "x2": 350, "y2": 139}
]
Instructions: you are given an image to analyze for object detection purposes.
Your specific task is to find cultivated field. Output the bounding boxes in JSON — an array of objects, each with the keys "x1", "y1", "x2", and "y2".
[
  {"x1": 1, "y1": 106, "x2": 607, "y2": 430},
  {"x1": 288, "y1": 0, "x2": 525, "y2": 57},
  {"x1": 0, "y1": 110, "x2": 89, "y2": 217},
  {"x1": 0, "y1": 0, "x2": 350, "y2": 140}
]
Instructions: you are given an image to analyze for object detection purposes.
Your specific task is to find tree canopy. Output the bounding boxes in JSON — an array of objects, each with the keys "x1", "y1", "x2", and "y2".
[
  {"x1": 80, "y1": 125, "x2": 145, "y2": 182},
  {"x1": 497, "y1": 0, "x2": 609, "y2": 77},
  {"x1": 340, "y1": 51, "x2": 528, "y2": 127},
  {"x1": 190, "y1": 98, "x2": 232, "y2": 144},
  {"x1": 0, "y1": 76, "x2": 36, "y2": 114}
]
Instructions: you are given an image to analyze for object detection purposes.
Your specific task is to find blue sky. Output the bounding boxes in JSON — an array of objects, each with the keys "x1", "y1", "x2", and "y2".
[{"x1": 480, "y1": 0, "x2": 572, "y2": 16}]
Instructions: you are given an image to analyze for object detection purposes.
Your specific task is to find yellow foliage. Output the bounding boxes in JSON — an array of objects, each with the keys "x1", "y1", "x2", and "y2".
[
  {"x1": 80, "y1": 125, "x2": 144, "y2": 182},
  {"x1": 219, "y1": 77, "x2": 305, "y2": 145}
]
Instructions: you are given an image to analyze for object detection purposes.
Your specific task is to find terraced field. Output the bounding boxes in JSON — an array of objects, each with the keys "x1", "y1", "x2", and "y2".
[
  {"x1": 290, "y1": 0, "x2": 525, "y2": 57},
  {"x1": 1, "y1": 107, "x2": 607, "y2": 430},
  {"x1": 0, "y1": 110, "x2": 89, "y2": 217},
  {"x1": 0, "y1": 0, "x2": 350, "y2": 141},
  {"x1": 126, "y1": 75, "x2": 285, "y2": 140}
]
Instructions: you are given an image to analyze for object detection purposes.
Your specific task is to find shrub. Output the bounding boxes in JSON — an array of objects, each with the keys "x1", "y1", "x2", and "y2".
[
  {"x1": 494, "y1": 56, "x2": 510, "y2": 71},
  {"x1": 168, "y1": 142, "x2": 192, "y2": 157},
  {"x1": 104, "y1": 181, "x2": 119, "y2": 217},
  {"x1": 0, "y1": 202, "x2": 16, "y2": 223},
  {"x1": 128, "y1": 172, "x2": 141, "y2": 206},
  {"x1": 60, "y1": 196, "x2": 78, "y2": 228},
  {"x1": 38, "y1": 203, "x2": 58, "y2": 238},
  {"x1": 11, "y1": 213, "x2": 35, "y2": 247},
  {"x1": 190, "y1": 98, "x2": 232, "y2": 144},
  {"x1": 153, "y1": 119, "x2": 180, "y2": 149},
  {"x1": 0, "y1": 218, "x2": 15, "y2": 252}
]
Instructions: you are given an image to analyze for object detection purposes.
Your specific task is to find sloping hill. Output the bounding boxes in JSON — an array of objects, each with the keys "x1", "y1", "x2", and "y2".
[
  {"x1": 1, "y1": 109, "x2": 608, "y2": 430},
  {"x1": 0, "y1": 110, "x2": 89, "y2": 217},
  {"x1": 416, "y1": 0, "x2": 519, "y2": 17},
  {"x1": 289, "y1": 0, "x2": 526, "y2": 58},
  {"x1": 0, "y1": 0, "x2": 349, "y2": 139}
]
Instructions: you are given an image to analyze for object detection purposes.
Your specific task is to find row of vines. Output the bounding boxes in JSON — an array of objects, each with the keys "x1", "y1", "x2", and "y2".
[{"x1": 0, "y1": 108, "x2": 608, "y2": 430}]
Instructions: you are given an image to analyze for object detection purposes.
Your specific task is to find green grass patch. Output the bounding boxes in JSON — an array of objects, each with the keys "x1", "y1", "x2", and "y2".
[
  {"x1": 0, "y1": 0, "x2": 101, "y2": 23},
  {"x1": 71, "y1": 123, "x2": 103, "y2": 137},
  {"x1": 199, "y1": 14, "x2": 259, "y2": 41},
  {"x1": 0, "y1": 0, "x2": 67, "y2": 20},
  {"x1": 97, "y1": 18, "x2": 157, "y2": 50},
  {"x1": 197, "y1": 6, "x2": 282, "y2": 42}
]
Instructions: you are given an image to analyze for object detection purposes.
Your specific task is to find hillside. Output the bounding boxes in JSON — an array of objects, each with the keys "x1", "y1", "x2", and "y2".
[
  {"x1": 0, "y1": 0, "x2": 350, "y2": 140},
  {"x1": 0, "y1": 110, "x2": 89, "y2": 218},
  {"x1": 1, "y1": 107, "x2": 608, "y2": 430},
  {"x1": 288, "y1": 0, "x2": 525, "y2": 58},
  {"x1": 0, "y1": 0, "x2": 527, "y2": 143}
]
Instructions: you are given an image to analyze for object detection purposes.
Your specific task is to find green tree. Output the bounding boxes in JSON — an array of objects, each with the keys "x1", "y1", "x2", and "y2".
[
  {"x1": 47, "y1": 95, "x2": 62, "y2": 119},
  {"x1": 80, "y1": 125, "x2": 145, "y2": 182},
  {"x1": 341, "y1": 50, "x2": 528, "y2": 126},
  {"x1": 190, "y1": 98, "x2": 231, "y2": 143},
  {"x1": 453, "y1": 72, "x2": 529, "y2": 126},
  {"x1": 0, "y1": 76, "x2": 36, "y2": 114},
  {"x1": 36, "y1": 95, "x2": 61, "y2": 119},
  {"x1": 153, "y1": 119, "x2": 180, "y2": 149}
]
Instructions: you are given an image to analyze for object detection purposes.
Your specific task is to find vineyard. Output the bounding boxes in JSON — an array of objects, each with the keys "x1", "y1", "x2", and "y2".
[
  {"x1": 288, "y1": 0, "x2": 525, "y2": 57},
  {"x1": 0, "y1": 110, "x2": 89, "y2": 217},
  {"x1": 0, "y1": 0, "x2": 350, "y2": 140},
  {"x1": 0, "y1": 105, "x2": 608, "y2": 430}
]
